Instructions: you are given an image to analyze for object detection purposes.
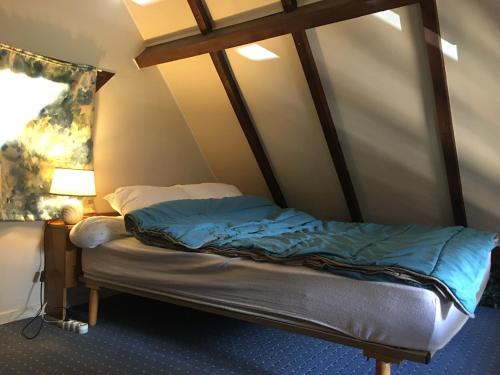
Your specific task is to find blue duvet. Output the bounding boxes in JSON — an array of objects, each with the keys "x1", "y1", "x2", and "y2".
[{"x1": 124, "y1": 195, "x2": 498, "y2": 316}]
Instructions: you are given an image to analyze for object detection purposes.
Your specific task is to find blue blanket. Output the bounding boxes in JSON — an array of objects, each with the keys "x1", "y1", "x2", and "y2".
[{"x1": 124, "y1": 195, "x2": 498, "y2": 316}]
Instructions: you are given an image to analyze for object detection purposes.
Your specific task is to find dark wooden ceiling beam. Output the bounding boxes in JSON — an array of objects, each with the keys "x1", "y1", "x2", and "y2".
[
  {"x1": 291, "y1": 29, "x2": 362, "y2": 222},
  {"x1": 187, "y1": 0, "x2": 212, "y2": 34},
  {"x1": 419, "y1": 0, "x2": 467, "y2": 226},
  {"x1": 281, "y1": 0, "x2": 297, "y2": 13},
  {"x1": 210, "y1": 50, "x2": 287, "y2": 207},
  {"x1": 187, "y1": 0, "x2": 287, "y2": 207},
  {"x1": 136, "y1": 0, "x2": 417, "y2": 67},
  {"x1": 282, "y1": 0, "x2": 362, "y2": 221},
  {"x1": 96, "y1": 70, "x2": 114, "y2": 92}
]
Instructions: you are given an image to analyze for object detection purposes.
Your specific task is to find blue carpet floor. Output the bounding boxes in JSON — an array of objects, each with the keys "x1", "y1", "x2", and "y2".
[{"x1": 1, "y1": 294, "x2": 499, "y2": 375}]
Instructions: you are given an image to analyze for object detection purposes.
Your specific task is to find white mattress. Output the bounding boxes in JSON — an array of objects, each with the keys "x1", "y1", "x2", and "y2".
[{"x1": 82, "y1": 237, "x2": 490, "y2": 352}]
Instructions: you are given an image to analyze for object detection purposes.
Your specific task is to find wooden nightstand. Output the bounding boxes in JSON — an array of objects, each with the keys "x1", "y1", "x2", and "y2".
[{"x1": 44, "y1": 219, "x2": 81, "y2": 320}]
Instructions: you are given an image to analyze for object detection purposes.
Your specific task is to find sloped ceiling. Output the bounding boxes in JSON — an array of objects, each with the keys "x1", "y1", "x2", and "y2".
[{"x1": 124, "y1": 0, "x2": 500, "y2": 232}]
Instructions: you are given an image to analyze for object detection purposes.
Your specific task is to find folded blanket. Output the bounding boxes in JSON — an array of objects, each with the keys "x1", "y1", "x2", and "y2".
[{"x1": 124, "y1": 195, "x2": 498, "y2": 316}]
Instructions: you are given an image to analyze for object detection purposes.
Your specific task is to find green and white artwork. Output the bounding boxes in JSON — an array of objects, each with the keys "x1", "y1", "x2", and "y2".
[{"x1": 0, "y1": 43, "x2": 97, "y2": 220}]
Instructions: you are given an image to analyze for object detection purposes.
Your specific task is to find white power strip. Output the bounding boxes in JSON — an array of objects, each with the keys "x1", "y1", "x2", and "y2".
[
  {"x1": 56, "y1": 320, "x2": 89, "y2": 334},
  {"x1": 38, "y1": 303, "x2": 89, "y2": 335}
]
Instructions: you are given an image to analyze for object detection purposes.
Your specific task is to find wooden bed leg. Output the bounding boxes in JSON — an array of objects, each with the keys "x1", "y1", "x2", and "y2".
[
  {"x1": 88, "y1": 287, "x2": 99, "y2": 326},
  {"x1": 364, "y1": 350, "x2": 398, "y2": 375},
  {"x1": 376, "y1": 359, "x2": 391, "y2": 375}
]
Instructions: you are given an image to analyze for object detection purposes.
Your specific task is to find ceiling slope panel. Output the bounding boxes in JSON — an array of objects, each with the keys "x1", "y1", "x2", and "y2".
[
  {"x1": 157, "y1": 55, "x2": 271, "y2": 199},
  {"x1": 226, "y1": 35, "x2": 351, "y2": 221},
  {"x1": 124, "y1": 0, "x2": 197, "y2": 41},
  {"x1": 436, "y1": 0, "x2": 500, "y2": 233},
  {"x1": 309, "y1": 5, "x2": 453, "y2": 226},
  {"x1": 205, "y1": 0, "x2": 282, "y2": 27},
  {"x1": 125, "y1": 0, "x2": 499, "y2": 233}
]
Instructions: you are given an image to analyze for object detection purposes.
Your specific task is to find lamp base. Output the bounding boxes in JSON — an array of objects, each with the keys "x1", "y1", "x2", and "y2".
[{"x1": 61, "y1": 199, "x2": 83, "y2": 225}]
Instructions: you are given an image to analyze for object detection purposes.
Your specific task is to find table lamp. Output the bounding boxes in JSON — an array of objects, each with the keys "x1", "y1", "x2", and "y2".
[{"x1": 49, "y1": 168, "x2": 96, "y2": 224}]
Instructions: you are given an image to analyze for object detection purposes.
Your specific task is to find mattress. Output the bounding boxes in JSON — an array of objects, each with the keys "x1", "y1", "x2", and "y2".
[{"x1": 82, "y1": 237, "x2": 490, "y2": 352}]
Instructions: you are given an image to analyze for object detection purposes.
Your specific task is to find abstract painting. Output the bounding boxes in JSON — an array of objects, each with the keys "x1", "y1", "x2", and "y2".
[{"x1": 0, "y1": 43, "x2": 97, "y2": 220}]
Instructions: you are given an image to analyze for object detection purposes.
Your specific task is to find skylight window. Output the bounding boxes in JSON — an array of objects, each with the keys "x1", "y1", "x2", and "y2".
[
  {"x1": 236, "y1": 44, "x2": 279, "y2": 61},
  {"x1": 130, "y1": 0, "x2": 164, "y2": 6},
  {"x1": 373, "y1": 10, "x2": 402, "y2": 30},
  {"x1": 372, "y1": 10, "x2": 459, "y2": 61},
  {"x1": 440, "y1": 38, "x2": 458, "y2": 61}
]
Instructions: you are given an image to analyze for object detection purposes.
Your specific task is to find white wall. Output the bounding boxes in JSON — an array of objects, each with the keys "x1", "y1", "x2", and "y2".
[
  {"x1": 308, "y1": 4, "x2": 453, "y2": 225},
  {"x1": 157, "y1": 55, "x2": 271, "y2": 199},
  {"x1": 225, "y1": 35, "x2": 351, "y2": 220},
  {"x1": 0, "y1": 0, "x2": 213, "y2": 324},
  {"x1": 436, "y1": 0, "x2": 500, "y2": 233},
  {"x1": 0, "y1": 222, "x2": 44, "y2": 324}
]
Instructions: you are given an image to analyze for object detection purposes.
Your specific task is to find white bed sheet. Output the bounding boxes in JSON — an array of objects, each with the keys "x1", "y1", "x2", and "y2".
[{"x1": 82, "y1": 237, "x2": 490, "y2": 352}]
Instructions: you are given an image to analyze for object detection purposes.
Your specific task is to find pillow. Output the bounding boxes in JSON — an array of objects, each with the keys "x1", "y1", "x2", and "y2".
[
  {"x1": 69, "y1": 216, "x2": 130, "y2": 249},
  {"x1": 180, "y1": 183, "x2": 242, "y2": 199},
  {"x1": 104, "y1": 183, "x2": 242, "y2": 215},
  {"x1": 104, "y1": 185, "x2": 188, "y2": 215}
]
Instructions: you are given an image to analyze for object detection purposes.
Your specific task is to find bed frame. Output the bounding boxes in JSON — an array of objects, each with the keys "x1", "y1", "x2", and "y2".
[{"x1": 82, "y1": 275, "x2": 431, "y2": 375}]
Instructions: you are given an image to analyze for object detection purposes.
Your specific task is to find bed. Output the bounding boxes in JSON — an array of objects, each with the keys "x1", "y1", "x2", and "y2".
[{"x1": 72, "y1": 183, "x2": 497, "y2": 375}]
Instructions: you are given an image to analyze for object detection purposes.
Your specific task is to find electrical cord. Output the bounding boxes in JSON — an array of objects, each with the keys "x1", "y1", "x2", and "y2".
[
  {"x1": 20, "y1": 279, "x2": 71, "y2": 339},
  {"x1": 21, "y1": 223, "x2": 53, "y2": 339},
  {"x1": 20, "y1": 222, "x2": 78, "y2": 339},
  {"x1": 20, "y1": 279, "x2": 45, "y2": 340}
]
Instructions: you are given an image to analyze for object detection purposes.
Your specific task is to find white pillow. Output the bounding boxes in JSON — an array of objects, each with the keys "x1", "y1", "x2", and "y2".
[
  {"x1": 69, "y1": 216, "x2": 130, "y2": 249},
  {"x1": 104, "y1": 183, "x2": 242, "y2": 215},
  {"x1": 180, "y1": 183, "x2": 241, "y2": 199}
]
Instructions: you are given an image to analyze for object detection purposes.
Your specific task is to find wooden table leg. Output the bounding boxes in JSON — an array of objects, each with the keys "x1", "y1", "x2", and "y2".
[
  {"x1": 88, "y1": 287, "x2": 99, "y2": 326},
  {"x1": 376, "y1": 359, "x2": 391, "y2": 375}
]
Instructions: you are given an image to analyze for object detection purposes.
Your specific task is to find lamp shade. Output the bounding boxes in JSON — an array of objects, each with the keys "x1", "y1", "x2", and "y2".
[{"x1": 49, "y1": 168, "x2": 96, "y2": 197}]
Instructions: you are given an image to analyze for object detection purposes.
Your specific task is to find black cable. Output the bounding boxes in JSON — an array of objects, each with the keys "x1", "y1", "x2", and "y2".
[
  {"x1": 21, "y1": 278, "x2": 44, "y2": 340},
  {"x1": 20, "y1": 287, "x2": 69, "y2": 339},
  {"x1": 21, "y1": 223, "x2": 48, "y2": 340},
  {"x1": 20, "y1": 223, "x2": 78, "y2": 340}
]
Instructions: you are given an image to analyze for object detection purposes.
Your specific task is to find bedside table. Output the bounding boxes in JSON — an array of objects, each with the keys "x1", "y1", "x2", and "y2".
[{"x1": 44, "y1": 219, "x2": 80, "y2": 320}]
